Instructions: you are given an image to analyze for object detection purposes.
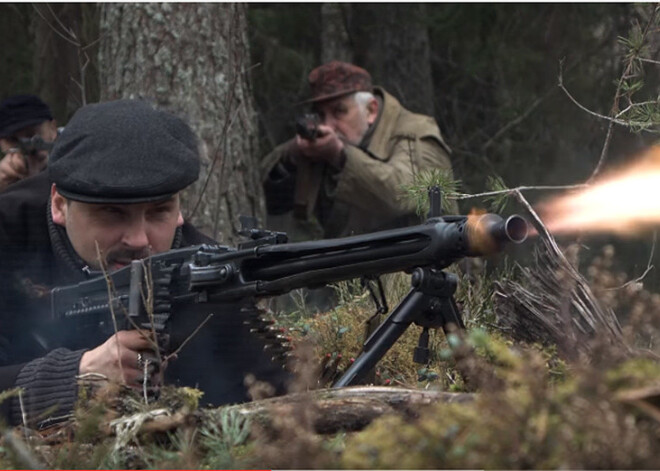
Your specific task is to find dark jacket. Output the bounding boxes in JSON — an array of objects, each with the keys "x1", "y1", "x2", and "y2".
[{"x1": 0, "y1": 171, "x2": 289, "y2": 427}]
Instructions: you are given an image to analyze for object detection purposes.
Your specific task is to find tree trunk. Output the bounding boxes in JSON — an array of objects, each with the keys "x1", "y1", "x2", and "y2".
[
  {"x1": 0, "y1": 5, "x2": 34, "y2": 98},
  {"x1": 99, "y1": 3, "x2": 263, "y2": 243},
  {"x1": 350, "y1": 4, "x2": 435, "y2": 116},
  {"x1": 320, "y1": 4, "x2": 353, "y2": 64}
]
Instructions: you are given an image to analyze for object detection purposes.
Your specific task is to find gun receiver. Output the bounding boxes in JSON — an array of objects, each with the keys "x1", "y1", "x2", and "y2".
[
  {"x1": 18, "y1": 135, "x2": 55, "y2": 155},
  {"x1": 294, "y1": 113, "x2": 321, "y2": 141},
  {"x1": 51, "y1": 210, "x2": 528, "y2": 386}
]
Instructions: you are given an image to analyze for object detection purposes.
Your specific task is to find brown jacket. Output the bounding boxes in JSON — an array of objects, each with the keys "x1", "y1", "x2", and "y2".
[{"x1": 262, "y1": 88, "x2": 456, "y2": 239}]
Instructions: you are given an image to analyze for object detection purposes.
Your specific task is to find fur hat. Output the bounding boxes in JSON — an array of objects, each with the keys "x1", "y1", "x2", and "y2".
[{"x1": 305, "y1": 61, "x2": 372, "y2": 103}]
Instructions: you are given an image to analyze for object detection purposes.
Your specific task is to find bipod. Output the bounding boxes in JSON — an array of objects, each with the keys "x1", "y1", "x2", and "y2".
[{"x1": 333, "y1": 266, "x2": 464, "y2": 387}]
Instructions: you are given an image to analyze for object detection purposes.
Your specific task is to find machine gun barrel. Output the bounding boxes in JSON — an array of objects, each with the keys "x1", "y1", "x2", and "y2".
[{"x1": 190, "y1": 213, "x2": 528, "y2": 302}]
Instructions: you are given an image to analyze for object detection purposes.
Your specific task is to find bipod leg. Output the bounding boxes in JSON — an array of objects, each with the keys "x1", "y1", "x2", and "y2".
[
  {"x1": 332, "y1": 268, "x2": 464, "y2": 388},
  {"x1": 333, "y1": 289, "x2": 429, "y2": 387}
]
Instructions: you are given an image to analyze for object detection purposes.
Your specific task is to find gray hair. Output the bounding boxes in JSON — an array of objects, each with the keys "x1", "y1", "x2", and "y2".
[{"x1": 353, "y1": 91, "x2": 376, "y2": 111}]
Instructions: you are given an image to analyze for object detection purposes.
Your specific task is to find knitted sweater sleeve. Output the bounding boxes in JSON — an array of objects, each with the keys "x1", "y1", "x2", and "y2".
[{"x1": 10, "y1": 348, "x2": 86, "y2": 427}]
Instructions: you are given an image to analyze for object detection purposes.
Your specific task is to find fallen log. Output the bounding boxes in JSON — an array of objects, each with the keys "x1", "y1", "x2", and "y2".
[
  {"x1": 124, "y1": 386, "x2": 474, "y2": 436},
  {"x1": 202, "y1": 386, "x2": 474, "y2": 435}
]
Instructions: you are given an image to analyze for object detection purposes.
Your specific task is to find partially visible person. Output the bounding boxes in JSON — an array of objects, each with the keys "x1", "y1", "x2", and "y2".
[
  {"x1": 0, "y1": 99, "x2": 289, "y2": 427},
  {"x1": 0, "y1": 94, "x2": 59, "y2": 192},
  {"x1": 262, "y1": 61, "x2": 457, "y2": 241}
]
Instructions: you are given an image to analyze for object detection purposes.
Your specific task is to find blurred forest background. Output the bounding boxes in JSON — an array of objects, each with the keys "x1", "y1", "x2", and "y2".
[{"x1": 2, "y1": 2, "x2": 659, "y2": 285}]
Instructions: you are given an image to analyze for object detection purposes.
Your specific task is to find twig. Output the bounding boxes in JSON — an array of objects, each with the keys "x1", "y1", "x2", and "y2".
[
  {"x1": 164, "y1": 313, "x2": 215, "y2": 362},
  {"x1": 18, "y1": 389, "x2": 27, "y2": 434},
  {"x1": 94, "y1": 252, "x2": 160, "y2": 358},
  {"x1": 590, "y1": 122, "x2": 615, "y2": 182},
  {"x1": 34, "y1": 3, "x2": 101, "y2": 110},
  {"x1": 77, "y1": 51, "x2": 91, "y2": 106},
  {"x1": 606, "y1": 231, "x2": 657, "y2": 291},
  {"x1": 615, "y1": 100, "x2": 660, "y2": 118},
  {"x1": 142, "y1": 359, "x2": 151, "y2": 405},
  {"x1": 559, "y1": 6, "x2": 660, "y2": 181},
  {"x1": 452, "y1": 183, "x2": 587, "y2": 201},
  {"x1": 76, "y1": 372, "x2": 109, "y2": 381},
  {"x1": 139, "y1": 258, "x2": 162, "y2": 361},
  {"x1": 190, "y1": 6, "x2": 244, "y2": 223},
  {"x1": 81, "y1": 31, "x2": 109, "y2": 51},
  {"x1": 3, "y1": 430, "x2": 45, "y2": 470},
  {"x1": 481, "y1": 90, "x2": 553, "y2": 152},
  {"x1": 558, "y1": 66, "x2": 630, "y2": 126},
  {"x1": 639, "y1": 57, "x2": 660, "y2": 65},
  {"x1": 94, "y1": 246, "x2": 160, "y2": 384},
  {"x1": 96, "y1": 242, "x2": 126, "y2": 385},
  {"x1": 46, "y1": 3, "x2": 77, "y2": 40},
  {"x1": 512, "y1": 190, "x2": 556, "y2": 250},
  {"x1": 31, "y1": 4, "x2": 80, "y2": 47}
]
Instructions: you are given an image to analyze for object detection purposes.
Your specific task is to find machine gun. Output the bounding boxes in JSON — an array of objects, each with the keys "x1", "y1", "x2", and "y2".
[{"x1": 50, "y1": 189, "x2": 528, "y2": 387}]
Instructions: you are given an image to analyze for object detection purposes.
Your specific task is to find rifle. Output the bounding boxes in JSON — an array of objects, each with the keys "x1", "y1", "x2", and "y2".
[
  {"x1": 50, "y1": 190, "x2": 528, "y2": 387},
  {"x1": 294, "y1": 113, "x2": 321, "y2": 141}
]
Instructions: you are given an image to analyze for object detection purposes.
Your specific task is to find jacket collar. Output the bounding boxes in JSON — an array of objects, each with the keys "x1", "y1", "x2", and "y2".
[{"x1": 362, "y1": 87, "x2": 402, "y2": 160}]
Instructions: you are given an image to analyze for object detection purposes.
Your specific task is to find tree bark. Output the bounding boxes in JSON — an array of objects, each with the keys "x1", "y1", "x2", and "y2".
[
  {"x1": 350, "y1": 4, "x2": 435, "y2": 116},
  {"x1": 320, "y1": 4, "x2": 353, "y2": 64},
  {"x1": 99, "y1": 3, "x2": 263, "y2": 243}
]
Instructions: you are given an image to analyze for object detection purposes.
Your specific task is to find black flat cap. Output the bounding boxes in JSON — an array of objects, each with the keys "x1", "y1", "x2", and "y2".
[
  {"x1": 49, "y1": 99, "x2": 200, "y2": 204},
  {"x1": 0, "y1": 94, "x2": 53, "y2": 138}
]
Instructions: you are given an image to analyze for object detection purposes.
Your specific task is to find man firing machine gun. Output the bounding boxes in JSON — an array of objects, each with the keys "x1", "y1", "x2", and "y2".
[{"x1": 51, "y1": 188, "x2": 528, "y2": 390}]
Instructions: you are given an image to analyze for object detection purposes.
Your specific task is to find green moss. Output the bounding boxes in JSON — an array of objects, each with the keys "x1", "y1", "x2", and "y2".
[
  {"x1": 606, "y1": 357, "x2": 660, "y2": 390},
  {"x1": 342, "y1": 340, "x2": 660, "y2": 469}
]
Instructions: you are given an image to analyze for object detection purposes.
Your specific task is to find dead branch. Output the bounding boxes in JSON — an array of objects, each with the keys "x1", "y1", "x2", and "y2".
[
  {"x1": 494, "y1": 190, "x2": 631, "y2": 360},
  {"x1": 452, "y1": 183, "x2": 587, "y2": 201},
  {"x1": 32, "y1": 4, "x2": 100, "y2": 109},
  {"x1": 481, "y1": 88, "x2": 554, "y2": 152},
  {"x1": 606, "y1": 230, "x2": 656, "y2": 291},
  {"x1": 96, "y1": 242, "x2": 127, "y2": 384},
  {"x1": 163, "y1": 313, "x2": 214, "y2": 362},
  {"x1": 639, "y1": 57, "x2": 660, "y2": 65}
]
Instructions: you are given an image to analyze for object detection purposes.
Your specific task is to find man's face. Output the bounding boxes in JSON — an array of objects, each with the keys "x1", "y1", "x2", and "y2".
[
  {"x1": 0, "y1": 120, "x2": 58, "y2": 169},
  {"x1": 314, "y1": 94, "x2": 378, "y2": 145},
  {"x1": 51, "y1": 186, "x2": 184, "y2": 271}
]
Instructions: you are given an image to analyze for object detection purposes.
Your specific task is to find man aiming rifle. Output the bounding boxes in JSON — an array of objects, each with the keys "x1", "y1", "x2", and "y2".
[
  {"x1": 0, "y1": 95, "x2": 59, "y2": 192},
  {"x1": 262, "y1": 61, "x2": 457, "y2": 241}
]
